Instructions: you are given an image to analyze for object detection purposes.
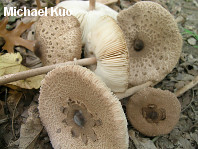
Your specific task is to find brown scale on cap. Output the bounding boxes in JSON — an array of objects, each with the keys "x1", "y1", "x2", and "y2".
[
  {"x1": 35, "y1": 7, "x2": 82, "y2": 66},
  {"x1": 126, "y1": 87, "x2": 181, "y2": 136},
  {"x1": 142, "y1": 104, "x2": 166, "y2": 123},
  {"x1": 61, "y1": 99, "x2": 102, "y2": 145},
  {"x1": 38, "y1": 65, "x2": 128, "y2": 149},
  {"x1": 117, "y1": 1, "x2": 183, "y2": 87}
]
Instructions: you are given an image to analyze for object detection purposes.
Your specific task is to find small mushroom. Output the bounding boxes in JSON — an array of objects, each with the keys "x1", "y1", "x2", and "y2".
[
  {"x1": 85, "y1": 15, "x2": 129, "y2": 93},
  {"x1": 38, "y1": 65, "x2": 129, "y2": 148},
  {"x1": 35, "y1": 8, "x2": 82, "y2": 66},
  {"x1": 117, "y1": 1, "x2": 183, "y2": 87},
  {"x1": 126, "y1": 87, "x2": 181, "y2": 136},
  {"x1": 56, "y1": 0, "x2": 118, "y2": 44}
]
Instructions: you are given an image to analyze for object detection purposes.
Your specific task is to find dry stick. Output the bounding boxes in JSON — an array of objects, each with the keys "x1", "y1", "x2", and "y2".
[
  {"x1": 116, "y1": 81, "x2": 153, "y2": 99},
  {"x1": 175, "y1": 75, "x2": 198, "y2": 97},
  {"x1": 89, "y1": 0, "x2": 96, "y2": 10},
  {"x1": 0, "y1": 57, "x2": 97, "y2": 86},
  {"x1": 36, "y1": 0, "x2": 42, "y2": 10}
]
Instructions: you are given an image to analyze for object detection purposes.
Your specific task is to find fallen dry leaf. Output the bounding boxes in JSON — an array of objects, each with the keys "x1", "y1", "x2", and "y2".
[
  {"x1": 6, "y1": 90, "x2": 23, "y2": 117},
  {"x1": 0, "y1": 17, "x2": 36, "y2": 53},
  {"x1": 129, "y1": 129, "x2": 157, "y2": 149},
  {"x1": 0, "y1": 52, "x2": 44, "y2": 89},
  {"x1": 19, "y1": 105, "x2": 43, "y2": 149}
]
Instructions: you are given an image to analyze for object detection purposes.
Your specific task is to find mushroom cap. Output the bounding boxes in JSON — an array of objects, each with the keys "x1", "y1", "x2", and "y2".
[
  {"x1": 56, "y1": 1, "x2": 118, "y2": 44},
  {"x1": 86, "y1": 16, "x2": 129, "y2": 93},
  {"x1": 35, "y1": 8, "x2": 82, "y2": 66},
  {"x1": 38, "y1": 65, "x2": 129, "y2": 149},
  {"x1": 117, "y1": 1, "x2": 183, "y2": 87},
  {"x1": 126, "y1": 87, "x2": 181, "y2": 136}
]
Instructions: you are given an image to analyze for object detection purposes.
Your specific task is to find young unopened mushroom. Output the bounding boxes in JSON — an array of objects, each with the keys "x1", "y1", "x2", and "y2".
[
  {"x1": 85, "y1": 15, "x2": 129, "y2": 92},
  {"x1": 56, "y1": 0, "x2": 118, "y2": 44},
  {"x1": 38, "y1": 65, "x2": 129, "y2": 149},
  {"x1": 126, "y1": 87, "x2": 181, "y2": 136},
  {"x1": 117, "y1": 1, "x2": 183, "y2": 87},
  {"x1": 35, "y1": 8, "x2": 82, "y2": 66}
]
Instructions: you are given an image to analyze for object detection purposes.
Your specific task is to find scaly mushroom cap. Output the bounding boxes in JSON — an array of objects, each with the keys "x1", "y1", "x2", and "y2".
[
  {"x1": 56, "y1": 1, "x2": 118, "y2": 44},
  {"x1": 86, "y1": 16, "x2": 129, "y2": 93},
  {"x1": 35, "y1": 8, "x2": 82, "y2": 66},
  {"x1": 126, "y1": 87, "x2": 181, "y2": 136},
  {"x1": 38, "y1": 65, "x2": 129, "y2": 149},
  {"x1": 117, "y1": 1, "x2": 183, "y2": 87}
]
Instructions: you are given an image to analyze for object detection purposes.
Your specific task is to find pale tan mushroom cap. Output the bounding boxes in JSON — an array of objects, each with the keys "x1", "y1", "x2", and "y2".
[
  {"x1": 35, "y1": 8, "x2": 82, "y2": 66},
  {"x1": 38, "y1": 65, "x2": 128, "y2": 149},
  {"x1": 117, "y1": 1, "x2": 183, "y2": 87},
  {"x1": 126, "y1": 87, "x2": 181, "y2": 136},
  {"x1": 86, "y1": 16, "x2": 129, "y2": 93}
]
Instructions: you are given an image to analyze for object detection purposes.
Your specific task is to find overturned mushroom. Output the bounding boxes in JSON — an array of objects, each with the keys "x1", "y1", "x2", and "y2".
[
  {"x1": 85, "y1": 15, "x2": 129, "y2": 92},
  {"x1": 38, "y1": 65, "x2": 129, "y2": 148},
  {"x1": 56, "y1": 0, "x2": 118, "y2": 44},
  {"x1": 0, "y1": 15, "x2": 130, "y2": 93},
  {"x1": 35, "y1": 8, "x2": 82, "y2": 66},
  {"x1": 117, "y1": 1, "x2": 183, "y2": 87},
  {"x1": 126, "y1": 87, "x2": 181, "y2": 136}
]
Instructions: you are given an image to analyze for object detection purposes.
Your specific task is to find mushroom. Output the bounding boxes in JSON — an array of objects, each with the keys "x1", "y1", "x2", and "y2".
[
  {"x1": 117, "y1": 1, "x2": 183, "y2": 87},
  {"x1": 38, "y1": 65, "x2": 129, "y2": 148},
  {"x1": 85, "y1": 15, "x2": 129, "y2": 92},
  {"x1": 126, "y1": 87, "x2": 181, "y2": 136},
  {"x1": 35, "y1": 7, "x2": 82, "y2": 66},
  {"x1": 0, "y1": 15, "x2": 129, "y2": 93},
  {"x1": 56, "y1": 0, "x2": 118, "y2": 44}
]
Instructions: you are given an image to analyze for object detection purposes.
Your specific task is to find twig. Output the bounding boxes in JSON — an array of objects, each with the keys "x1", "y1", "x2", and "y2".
[
  {"x1": 0, "y1": 57, "x2": 97, "y2": 86},
  {"x1": 89, "y1": 0, "x2": 96, "y2": 10},
  {"x1": 0, "y1": 118, "x2": 8, "y2": 124},
  {"x1": 175, "y1": 75, "x2": 198, "y2": 97},
  {"x1": 116, "y1": 81, "x2": 153, "y2": 99}
]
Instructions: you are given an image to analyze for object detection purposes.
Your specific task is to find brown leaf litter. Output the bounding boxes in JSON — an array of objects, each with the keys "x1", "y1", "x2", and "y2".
[{"x1": 0, "y1": 17, "x2": 36, "y2": 53}]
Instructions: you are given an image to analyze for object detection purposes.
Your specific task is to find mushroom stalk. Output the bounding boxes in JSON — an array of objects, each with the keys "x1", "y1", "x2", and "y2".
[
  {"x1": 175, "y1": 75, "x2": 198, "y2": 97},
  {"x1": 0, "y1": 57, "x2": 96, "y2": 86},
  {"x1": 117, "y1": 75, "x2": 198, "y2": 100},
  {"x1": 56, "y1": 0, "x2": 60, "y2": 5},
  {"x1": 89, "y1": 0, "x2": 96, "y2": 10},
  {"x1": 36, "y1": 0, "x2": 42, "y2": 10},
  {"x1": 116, "y1": 81, "x2": 153, "y2": 99}
]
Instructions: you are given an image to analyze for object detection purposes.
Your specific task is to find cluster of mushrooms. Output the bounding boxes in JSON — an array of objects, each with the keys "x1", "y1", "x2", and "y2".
[{"x1": 35, "y1": 1, "x2": 183, "y2": 148}]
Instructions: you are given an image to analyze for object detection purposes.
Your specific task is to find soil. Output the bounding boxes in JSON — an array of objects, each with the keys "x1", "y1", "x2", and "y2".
[{"x1": 0, "y1": 0, "x2": 197, "y2": 149}]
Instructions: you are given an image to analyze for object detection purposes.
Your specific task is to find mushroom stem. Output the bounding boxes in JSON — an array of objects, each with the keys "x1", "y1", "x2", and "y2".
[
  {"x1": 89, "y1": 0, "x2": 96, "y2": 10},
  {"x1": 36, "y1": 0, "x2": 42, "y2": 10},
  {"x1": 116, "y1": 81, "x2": 153, "y2": 99},
  {"x1": 117, "y1": 74, "x2": 198, "y2": 100},
  {"x1": 56, "y1": 0, "x2": 60, "y2": 5},
  {"x1": 175, "y1": 75, "x2": 198, "y2": 97},
  {"x1": 0, "y1": 57, "x2": 97, "y2": 86}
]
